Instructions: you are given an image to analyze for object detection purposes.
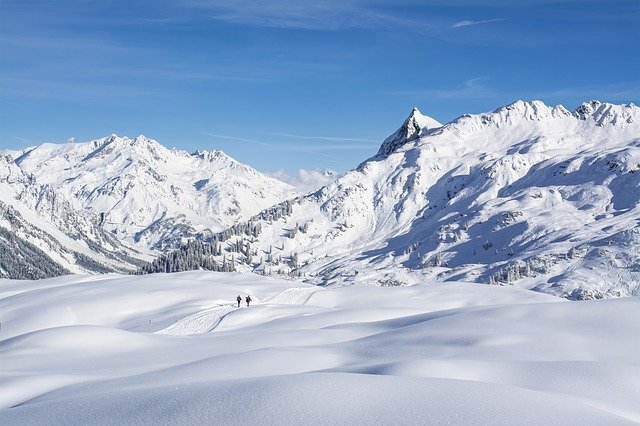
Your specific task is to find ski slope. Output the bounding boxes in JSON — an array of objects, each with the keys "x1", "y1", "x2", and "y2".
[{"x1": 1, "y1": 271, "x2": 639, "y2": 424}]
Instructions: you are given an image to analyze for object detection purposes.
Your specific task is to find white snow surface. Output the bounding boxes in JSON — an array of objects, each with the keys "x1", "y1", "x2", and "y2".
[
  {"x1": 0, "y1": 155, "x2": 149, "y2": 275},
  {"x1": 218, "y1": 100, "x2": 640, "y2": 299},
  {"x1": 10, "y1": 135, "x2": 294, "y2": 249},
  {"x1": 1, "y1": 271, "x2": 639, "y2": 424}
]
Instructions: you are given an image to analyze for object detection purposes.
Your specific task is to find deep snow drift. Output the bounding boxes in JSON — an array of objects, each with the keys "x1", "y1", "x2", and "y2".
[{"x1": 1, "y1": 271, "x2": 639, "y2": 424}]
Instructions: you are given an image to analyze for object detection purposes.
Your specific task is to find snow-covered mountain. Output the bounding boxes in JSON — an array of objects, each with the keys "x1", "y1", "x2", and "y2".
[
  {"x1": 12, "y1": 135, "x2": 294, "y2": 250},
  {"x1": 145, "y1": 100, "x2": 640, "y2": 299},
  {"x1": 0, "y1": 154, "x2": 150, "y2": 278}
]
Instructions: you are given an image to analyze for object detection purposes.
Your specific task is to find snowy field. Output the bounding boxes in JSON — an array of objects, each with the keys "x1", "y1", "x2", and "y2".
[{"x1": 1, "y1": 271, "x2": 639, "y2": 424}]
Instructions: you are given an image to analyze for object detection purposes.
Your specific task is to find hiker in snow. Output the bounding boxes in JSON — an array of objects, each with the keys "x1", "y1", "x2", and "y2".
[
  {"x1": 245, "y1": 295, "x2": 252, "y2": 307},
  {"x1": 236, "y1": 295, "x2": 242, "y2": 308}
]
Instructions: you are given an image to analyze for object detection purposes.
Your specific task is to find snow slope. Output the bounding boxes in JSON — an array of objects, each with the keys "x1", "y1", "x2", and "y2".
[
  {"x1": 172, "y1": 100, "x2": 640, "y2": 299},
  {"x1": 0, "y1": 155, "x2": 149, "y2": 277},
  {"x1": 12, "y1": 135, "x2": 294, "y2": 250},
  {"x1": 1, "y1": 271, "x2": 639, "y2": 424}
]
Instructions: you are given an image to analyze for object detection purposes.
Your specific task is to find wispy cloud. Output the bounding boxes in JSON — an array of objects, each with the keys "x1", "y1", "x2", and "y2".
[
  {"x1": 0, "y1": 34, "x2": 146, "y2": 56},
  {"x1": 391, "y1": 77, "x2": 498, "y2": 100},
  {"x1": 452, "y1": 18, "x2": 507, "y2": 28},
  {"x1": 200, "y1": 132, "x2": 271, "y2": 147},
  {"x1": 277, "y1": 144, "x2": 377, "y2": 151},
  {"x1": 528, "y1": 83, "x2": 640, "y2": 102},
  {"x1": 186, "y1": 0, "x2": 434, "y2": 31},
  {"x1": 9, "y1": 135, "x2": 34, "y2": 145},
  {"x1": 96, "y1": 66, "x2": 272, "y2": 83},
  {"x1": 199, "y1": 131, "x2": 345, "y2": 159},
  {"x1": 285, "y1": 148, "x2": 342, "y2": 160},
  {"x1": 266, "y1": 132, "x2": 378, "y2": 143},
  {"x1": 0, "y1": 76, "x2": 163, "y2": 102}
]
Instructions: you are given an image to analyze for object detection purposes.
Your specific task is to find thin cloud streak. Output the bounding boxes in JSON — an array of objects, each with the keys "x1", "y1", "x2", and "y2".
[
  {"x1": 266, "y1": 132, "x2": 378, "y2": 143},
  {"x1": 391, "y1": 77, "x2": 498, "y2": 100},
  {"x1": 9, "y1": 135, "x2": 34, "y2": 145},
  {"x1": 200, "y1": 132, "x2": 271, "y2": 147},
  {"x1": 452, "y1": 18, "x2": 507, "y2": 28},
  {"x1": 285, "y1": 148, "x2": 342, "y2": 160},
  {"x1": 186, "y1": 0, "x2": 440, "y2": 31},
  {"x1": 277, "y1": 144, "x2": 378, "y2": 151},
  {"x1": 529, "y1": 84, "x2": 640, "y2": 102},
  {"x1": 199, "y1": 132, "x2": 346, "y2": 159}
]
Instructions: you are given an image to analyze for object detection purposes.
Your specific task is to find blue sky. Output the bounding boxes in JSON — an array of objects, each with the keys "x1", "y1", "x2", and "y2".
[{"x1": 1, "y1": 0, "x2": 638, "y2": 174}]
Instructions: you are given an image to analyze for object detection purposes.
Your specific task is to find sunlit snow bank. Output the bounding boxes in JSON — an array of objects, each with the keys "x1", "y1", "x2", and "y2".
[{"x1": 1, "y1": 271, "x2": 639, "y2": 424}]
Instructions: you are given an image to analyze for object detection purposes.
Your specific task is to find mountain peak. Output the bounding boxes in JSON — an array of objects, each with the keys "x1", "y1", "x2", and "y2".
[
  {"x1": 437, "y1": 99, "x2": 638, "y2": 138},
  {"x1": 133, "y1": 134, "x2": 150, "y2": 143},
  {"x1": 191, "y1": 149, "x2": 234, "y2": 163},
  {"x1": 105, "y1": 134, "x2": 119, "y2": 144},
  {"x1": 408, "y1": 107, "x2": 442, "y2": 130},
  {"x1": 574, "y1": 100, "x2": 638, "y2": 126},
  {"x1": 493, "y1": 99, "x2": 563, "y2": 119},
  {"x1": 93, "y1": 135, "x2": 167, "y2": 156},
  {"x1": 371, "y1": 107, "x2": 442, "y2": 161}
]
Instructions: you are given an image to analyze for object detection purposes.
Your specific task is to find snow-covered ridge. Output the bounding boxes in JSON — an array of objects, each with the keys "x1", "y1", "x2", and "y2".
[
  {"x1": 430, "y1": 100, "x2": 638, "y2": 141},
  {"x1": 11, "y1": 134, "x2": 295, "y2": 250},
  {"x1": 146, "y1": 99, "x2": 640, "y2": 299},
  {"x1": 0, "y1": 154, "x2": 149, "y2": 277}
]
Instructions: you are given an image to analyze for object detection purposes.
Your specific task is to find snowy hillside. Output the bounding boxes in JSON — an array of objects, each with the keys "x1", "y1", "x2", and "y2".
[
  {"x1": 146, "y1": 101, "x2": 640, "y2": 299},
  {"x1": 0, "y1": 155, "x2": 149, "y2": 278},
  {"x1": 12, "y1": 135, "x2": 294, "y2": 250},
  {"x1": 1, "y1": 271, "x2": 639, "y2": 424}
]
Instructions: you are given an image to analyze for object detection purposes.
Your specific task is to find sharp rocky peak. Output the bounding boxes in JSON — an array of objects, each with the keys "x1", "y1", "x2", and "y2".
[
  {"x1": 191, "y1": 149, "x2": 232, "y2": 161},
  {"x1": 371, "y1": 107, "x2": 442, "y2": 161}
]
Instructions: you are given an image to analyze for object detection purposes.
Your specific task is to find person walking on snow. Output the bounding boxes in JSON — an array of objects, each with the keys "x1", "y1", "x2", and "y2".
[
  {"x1": 236, "y1": 295, "x2": 242, "y2": 308},
  {"x1": 245, "y1": 295, "x2": 252, "y2": 307}
]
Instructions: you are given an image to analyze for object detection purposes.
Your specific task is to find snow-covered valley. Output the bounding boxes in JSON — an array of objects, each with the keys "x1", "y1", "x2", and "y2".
[{"x1": 1, "y1": 271, "x2": 639, "y2": 424}]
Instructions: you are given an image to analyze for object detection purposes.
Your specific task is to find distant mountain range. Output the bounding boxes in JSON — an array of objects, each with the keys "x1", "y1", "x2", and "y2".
[
  {"x1": 2, "y1": 100, "x2": 639, "y2": 299},
  {"x1": 1, "y1": 136, "x2": 294, "y2": 277}
]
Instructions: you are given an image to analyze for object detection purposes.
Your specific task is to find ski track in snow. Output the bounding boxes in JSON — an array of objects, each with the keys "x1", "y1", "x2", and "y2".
[
  {"x1": 155, "y1": 305, "x2": 235, "y2": 336},
  {"x1": 157, "y1": 287, "x2": 320, "y2": 336}
]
